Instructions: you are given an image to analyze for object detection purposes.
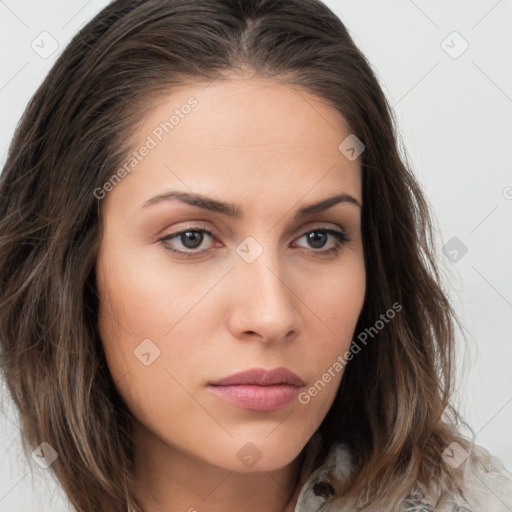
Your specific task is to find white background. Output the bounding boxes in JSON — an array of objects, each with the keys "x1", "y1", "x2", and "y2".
[{"x1": 1, "y1": 1, "x2": 511, "y2": 510}]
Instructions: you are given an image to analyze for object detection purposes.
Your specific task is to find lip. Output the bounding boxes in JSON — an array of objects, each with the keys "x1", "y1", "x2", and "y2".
[
  {"x1": 209, "y1": 367, "x2": 305, "y2": 387},
  {"x1": 207, "y1": 367, "x2": 305, "y2": 412}
]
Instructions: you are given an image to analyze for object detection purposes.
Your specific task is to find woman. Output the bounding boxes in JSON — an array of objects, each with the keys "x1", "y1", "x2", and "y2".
[{"x1": 0, "y1": 0, "x2": 510, "y2": 511}]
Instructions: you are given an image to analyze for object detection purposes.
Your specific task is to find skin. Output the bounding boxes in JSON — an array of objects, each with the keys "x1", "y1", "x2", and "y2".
[{"x1": 95, "y1": 75, "x2": 366, "y2": 512}]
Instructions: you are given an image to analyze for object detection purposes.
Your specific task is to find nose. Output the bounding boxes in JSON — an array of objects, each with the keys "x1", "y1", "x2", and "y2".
[{"x1": 226, "y1": 248, "x2": 302, "y2": 345}]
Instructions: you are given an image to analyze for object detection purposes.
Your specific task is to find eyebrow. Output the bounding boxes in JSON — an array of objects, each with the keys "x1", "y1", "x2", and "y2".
[{"x1": 141, "y1": 190, "x2": 361, "y2": 218}]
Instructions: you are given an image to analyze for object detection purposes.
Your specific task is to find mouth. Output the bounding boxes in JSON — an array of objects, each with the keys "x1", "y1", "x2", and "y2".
[{"x1": 207, "y1": 367, "x2": 305, "y2": 412}]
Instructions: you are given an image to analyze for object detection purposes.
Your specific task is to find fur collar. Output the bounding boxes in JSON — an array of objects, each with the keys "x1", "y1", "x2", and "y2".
[{"x1": 293, "y1": 436, "x2": 512, "y2": 511}]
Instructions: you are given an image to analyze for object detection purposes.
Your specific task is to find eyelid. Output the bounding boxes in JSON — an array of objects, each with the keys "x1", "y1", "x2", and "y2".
[{"x1": 162, "y1": 222, "x2": 220, "y2": 240}]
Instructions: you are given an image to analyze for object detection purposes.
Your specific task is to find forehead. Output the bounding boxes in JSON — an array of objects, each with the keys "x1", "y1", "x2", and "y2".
[
  {"x1": 137, "y1": 76, "x2": 351, "y2": 148},
  {"x1": 101, "y1": 77, "x2": 362, "y2": 214}
]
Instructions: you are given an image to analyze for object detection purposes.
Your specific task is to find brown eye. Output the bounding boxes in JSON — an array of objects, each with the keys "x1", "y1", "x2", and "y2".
[
  {"x1": 294, "y1": 228, "x2": 349, "y2": 253},
  {"x1": 160, "y1": 228, "x2": 215, "y2": 257},
  {"x1": 158, "y1": 225, "x2": 349, "y2": 259}
]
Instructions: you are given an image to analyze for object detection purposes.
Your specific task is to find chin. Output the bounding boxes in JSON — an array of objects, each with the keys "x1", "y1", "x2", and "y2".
[{"x1": 207, "y1": 435, "x2": 307, "y2": 473}]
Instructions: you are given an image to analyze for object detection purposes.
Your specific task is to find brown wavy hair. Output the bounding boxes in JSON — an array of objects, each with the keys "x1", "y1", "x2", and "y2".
[{"x1": 0, "y1": 0, "x2": 474, "y2": 510}]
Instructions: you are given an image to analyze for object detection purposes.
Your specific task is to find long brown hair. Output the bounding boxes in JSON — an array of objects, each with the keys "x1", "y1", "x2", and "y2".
[{"x1": 0, "y1": 0, "x2": 473, "y2": 510}]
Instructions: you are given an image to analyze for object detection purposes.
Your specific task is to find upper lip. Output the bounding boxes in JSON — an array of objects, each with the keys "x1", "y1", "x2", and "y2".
[{"x1": 209, "y1": 367, "x2": 305, "y2": 387}]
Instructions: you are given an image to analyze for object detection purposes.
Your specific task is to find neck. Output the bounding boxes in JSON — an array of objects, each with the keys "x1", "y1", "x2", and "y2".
[{"x1": 130, "y1": 421, "x2": 308, "y2": 512}]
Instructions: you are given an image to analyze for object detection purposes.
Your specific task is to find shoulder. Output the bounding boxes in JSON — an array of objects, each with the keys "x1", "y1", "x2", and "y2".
[
  {"x1": 436, "y1": 442, "x2": 512, "y2": 511},
  {"x1": 294, "y1": 440, "x2": 512, "y2": 511}
]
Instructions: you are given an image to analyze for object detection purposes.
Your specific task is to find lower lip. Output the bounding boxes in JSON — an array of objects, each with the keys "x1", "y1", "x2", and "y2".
[{"x1": 207, "y1": 384, "x2": 300, "y2": 411}]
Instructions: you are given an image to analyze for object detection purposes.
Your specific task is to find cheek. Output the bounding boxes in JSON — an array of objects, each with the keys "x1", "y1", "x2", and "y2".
[
  {"x1": 96, "y1": 235, "x2": 210, "y2": 349},
  {"x1": 95, "y1": 237, "x2": 229, "y2": 423},
  {"x1": 95, "y1": 258, "x2": 203, "y2": 431},
  {"x1": 287, "y1": 253, "x2": 365, "y2": 415},
  {"x1": 309, "y1": 248, "x2": 366, "y2": 347},
  {"x1": 95, "y1": 236, "x2": 168, "y2": 383}
]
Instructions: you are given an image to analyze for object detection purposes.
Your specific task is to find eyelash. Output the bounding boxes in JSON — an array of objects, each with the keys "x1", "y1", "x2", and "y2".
[{"x1": 158, "y1": 225, "x2": 350, "y2": 259}]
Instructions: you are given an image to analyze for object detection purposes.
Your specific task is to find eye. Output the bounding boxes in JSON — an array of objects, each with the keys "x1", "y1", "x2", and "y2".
[
  {"x1": 158, "y1": 225, "x2": 350, "y2": 258},
  {"x1": 294, "y1": 228, "x2": 349, "y2": 254}
]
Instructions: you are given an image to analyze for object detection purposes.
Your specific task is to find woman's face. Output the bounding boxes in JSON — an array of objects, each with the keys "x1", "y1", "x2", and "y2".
[{"x1": 96, "y1": 76, "x2": 365, "y2": 474}]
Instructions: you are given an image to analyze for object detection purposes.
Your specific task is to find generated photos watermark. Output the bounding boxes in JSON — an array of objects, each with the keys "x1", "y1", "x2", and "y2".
[
  {"x1": 298, "y1": 301, "x2": 403, "y2": 404},
  {"x1": 93, "y1": 96, "x2": 198, "y2": 200}
]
